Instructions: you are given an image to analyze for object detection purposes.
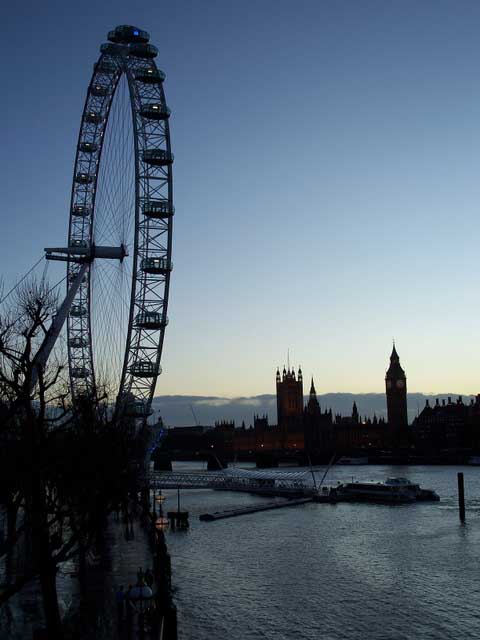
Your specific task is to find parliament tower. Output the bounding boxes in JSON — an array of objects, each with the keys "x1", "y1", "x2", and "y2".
[
  {"x1": 385, "y1": 345, "x2": 408, "y2": 444},
  {"x1": 276, "y1": 366, "x2": 303, "y2": 446}
]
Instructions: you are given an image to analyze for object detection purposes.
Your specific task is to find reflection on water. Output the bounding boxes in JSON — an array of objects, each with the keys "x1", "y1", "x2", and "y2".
[{"x1": 165, "y1": 464, "x2": 480, "y2": 640}]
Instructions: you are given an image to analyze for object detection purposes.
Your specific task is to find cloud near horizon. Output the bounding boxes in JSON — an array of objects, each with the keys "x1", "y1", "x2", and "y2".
[{"x1": 151, "y1": 393, "x2": 471, "y2": 428}]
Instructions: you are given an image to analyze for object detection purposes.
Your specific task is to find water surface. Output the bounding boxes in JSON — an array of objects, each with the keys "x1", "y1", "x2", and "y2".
[{"x1": 165, "y1": 464, "x2": 480, "y2": 640}]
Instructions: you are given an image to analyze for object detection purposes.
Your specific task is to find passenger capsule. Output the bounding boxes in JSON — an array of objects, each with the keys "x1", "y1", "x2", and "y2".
[
  {"x1": 124, "y1": 399, "x2": 153, "y2": 418},
  {"x1": 129, "y1": 43, "x2": 158, "y2": 59},
  {"x1": 70, "y1": 305, "x2": 87, "y2": 318},
  {"x1": 69, "y1": 337, "x2": 87, "y2": 348},
  {"x1": 84, "y1": 111, "x2": 103, "y2": 125},
  {"x1": 135, "y1": 311, "x2": 169, "y2": 329},
  {"x1": 142, "y1": 200, "x2": 174, "y2": 219},
  {"x1": 75, "y1": 172, "x2": 95, "y2": 184},
  {"x1": 100, "y1": 42, "x2": 127, "y2": 56},
  {"x1": 135, "y1": 67, "x2": 166, "y2": 84},
  {"x1": 90, "y1": 84, "x2": 109, "y2": 97},
  {"x1": 129, "y1": 360, "x2": 162, "y2": 378},
  {"x1": 70, "y1": 239, "x2": 89, "y2": 249},
  {"x1": 108, "y1": 25, "x2": 150, "y2": 44},
  {"x1": 142, "y1": 149, "x2": 174, "y2": 167},
  {"x1": 141, "y1": 257, "x2": 173, "y2": 274},
  {"x1": 140, "y1": 103, "x2": 171, "y2": 121},
  {"x1": 95, "y1": 61, "x2": 117, "y2": 74},
  {"x1": 72, "y1": 205, "x2": 91, "y2": 217},
  {"x1": 79, "y1": 142, "x2": 98, "y2": 153}
]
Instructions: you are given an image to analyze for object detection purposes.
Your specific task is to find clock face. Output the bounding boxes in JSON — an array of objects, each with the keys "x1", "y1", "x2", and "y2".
[
  {"x1": 396, "y1": 379, "x2": 405, "y2": 389},
  {"x1": 386, "y1": 380, "x2": 392, "y2": 390}
]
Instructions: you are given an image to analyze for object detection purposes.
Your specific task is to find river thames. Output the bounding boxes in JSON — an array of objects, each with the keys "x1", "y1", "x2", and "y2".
[{"x1": 164, "y1": 464, "x2": 480, "y2": 640}]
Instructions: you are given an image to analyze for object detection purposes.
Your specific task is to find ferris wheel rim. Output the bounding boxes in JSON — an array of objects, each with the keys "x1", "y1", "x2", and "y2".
[{"x1": 65, "y1": 25, "x2": 174, "y2": 419}]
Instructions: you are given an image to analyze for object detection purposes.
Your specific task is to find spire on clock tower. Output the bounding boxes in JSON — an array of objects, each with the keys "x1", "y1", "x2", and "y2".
[
  {"x1": 391, "y1": 343, "x2": 398, "y2": 361},
  {"x1": 387, "y1": 343, "x2": 405, "y2": 378},
  {"x1": 385, "y1": 343, "x2": 408, "y2": 446}
]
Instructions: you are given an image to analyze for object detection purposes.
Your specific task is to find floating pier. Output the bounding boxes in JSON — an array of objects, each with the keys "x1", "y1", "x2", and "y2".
[{"x1": 199, "y1": 497, "x2": 316, "y2": 521}]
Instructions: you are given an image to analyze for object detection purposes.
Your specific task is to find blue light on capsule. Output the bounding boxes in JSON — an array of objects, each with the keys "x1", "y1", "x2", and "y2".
[{"x1": 133, "y1": 30, "x2": 139, "y2": 36}]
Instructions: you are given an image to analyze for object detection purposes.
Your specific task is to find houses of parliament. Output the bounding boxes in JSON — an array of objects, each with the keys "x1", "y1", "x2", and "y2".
[
  {"x1": 163, "y1": 345, "x2": 480, "y2": 460},
  {"x1": 248, "y1": 344, "x2": 408, "y2": 455},
  {"x1": 165, "y1": 346, "x2": 414, "y2": 459}
]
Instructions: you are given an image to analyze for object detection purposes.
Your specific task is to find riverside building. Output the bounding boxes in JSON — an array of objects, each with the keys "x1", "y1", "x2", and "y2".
[{"x1": 162, "y1": 345, "x2": 480, "y2": 460}]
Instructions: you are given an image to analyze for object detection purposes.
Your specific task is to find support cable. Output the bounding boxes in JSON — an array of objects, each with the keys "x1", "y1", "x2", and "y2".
[{"x1": 0, "y1": 256, "x2": 45, "y2": 305}]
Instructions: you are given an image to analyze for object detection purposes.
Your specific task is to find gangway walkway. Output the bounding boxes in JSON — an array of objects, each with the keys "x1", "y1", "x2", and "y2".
[{"x1": 150, "y1": 467, "x2": 318, "y2": 497}]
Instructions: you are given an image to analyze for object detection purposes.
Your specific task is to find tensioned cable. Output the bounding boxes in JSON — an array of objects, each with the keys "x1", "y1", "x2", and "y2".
[
  {"x1": 0, "y1": 255, "x2": 45, "y2": 304},
  {"x1": 47, "y1": 274, "x2": 68, "y2": 296}
]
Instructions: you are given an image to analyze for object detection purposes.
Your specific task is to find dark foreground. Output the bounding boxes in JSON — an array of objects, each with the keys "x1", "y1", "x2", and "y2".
[{"x1": 0, "y1": 511, "x2": 176, "y2": 640}]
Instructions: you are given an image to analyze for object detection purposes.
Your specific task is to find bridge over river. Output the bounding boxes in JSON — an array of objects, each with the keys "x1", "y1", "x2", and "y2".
[{"x1": 150, "y1": 467, "x2": 320, "y2": 497}]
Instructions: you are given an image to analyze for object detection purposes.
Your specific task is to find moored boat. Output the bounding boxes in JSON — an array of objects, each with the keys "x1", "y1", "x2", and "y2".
[
  {"x1": 334, "y1": 477, "x2": 440, "y2": 504},
  {"x1": 384, "y1": 477, "x2": 440, "y2": 501},
  {"x1": 335, "y1": 481, "x2": 415, "y2": 504}
]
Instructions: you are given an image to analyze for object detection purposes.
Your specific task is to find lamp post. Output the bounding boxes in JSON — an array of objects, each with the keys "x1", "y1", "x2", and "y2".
[
  {"x1": 128, "y1": 584, "x2": 154, "y2": 639},
  {"x1": 155, "y1": 515, "x2": 169, "y2": 532},
  {"x1": 154, "y1": 489, "x2": 169, "y2": 535}
]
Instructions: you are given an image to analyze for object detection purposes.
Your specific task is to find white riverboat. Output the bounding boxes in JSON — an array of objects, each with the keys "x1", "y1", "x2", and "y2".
[
  {"x1": 335, "y1": 481, "x2": 415, "y2": 504},
  {"x1": 334, "y1": 478, "x2": 439, "y2": 504},
  {"x1": 384, "y1": 477, "x2": 440, "y2": 501}
]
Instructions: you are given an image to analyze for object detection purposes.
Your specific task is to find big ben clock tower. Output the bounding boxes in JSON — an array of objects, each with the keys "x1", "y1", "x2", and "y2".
[{"x1": 385, "y1": 344, "x2": 408, "y2": 445}]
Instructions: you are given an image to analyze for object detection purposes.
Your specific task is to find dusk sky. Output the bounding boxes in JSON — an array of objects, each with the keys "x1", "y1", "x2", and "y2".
[{"x1": 3, "y1": 1, "x2": 480, "y2": 397}]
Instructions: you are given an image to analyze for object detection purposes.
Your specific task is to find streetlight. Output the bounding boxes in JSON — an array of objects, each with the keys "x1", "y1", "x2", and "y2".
[{"x1": 153, "y1": 490, "x2": 164, "y2": 517}]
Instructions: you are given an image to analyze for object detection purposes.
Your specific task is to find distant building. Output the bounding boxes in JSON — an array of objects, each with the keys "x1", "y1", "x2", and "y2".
[
  {"x1": 412, "y1": 395, "x2": 480, "y2": 452},
  {"x1": 253, "y1": 414, "x2": 281, "y2": 450},
  {"x1": 303, "y1": 378, "x2": 333, "y2": 454},
  {"x1": 302, "y1": 377, "x2": 388, "y2": 457},
  {"x1": 164, "y1": 425, "x2": 209, "y2": 455},
  {"x1": 276, "y1": 366, "x2": 304, "y2": 449},
  {"x1": 167, "y1": 343, "x2": 480, "y2": 460},
  {"x1": 213, "y1": 420, "x2": 235, "y2": 456},
  {"x1": 385, "y1": 345, "x2": 408, "y2": 445}
]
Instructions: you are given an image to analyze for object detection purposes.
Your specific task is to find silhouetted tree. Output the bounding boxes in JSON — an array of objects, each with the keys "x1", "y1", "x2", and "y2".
[{"x1": 0, "y1": 281, "x2": 143, "y2": 638}]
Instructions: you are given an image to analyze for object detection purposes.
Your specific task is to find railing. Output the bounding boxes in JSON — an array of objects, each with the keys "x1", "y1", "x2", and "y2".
[{"x1": 150, "y1": 469, "x2": 316, "y2": 496}]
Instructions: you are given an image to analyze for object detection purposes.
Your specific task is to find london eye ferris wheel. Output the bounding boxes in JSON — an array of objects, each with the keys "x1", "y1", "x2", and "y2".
[{"x1": 45, "y1": 25, "x2": 174, "y2": 419}]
